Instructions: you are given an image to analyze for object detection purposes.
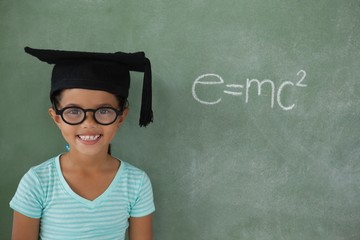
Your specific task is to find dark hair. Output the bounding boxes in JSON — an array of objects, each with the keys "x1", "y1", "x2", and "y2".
[
  {"x1": 50, "y1": 90, "x2": 128, "y2": 155},
  {"x1": 50, "y1": 90, "x2": 128, "y2": 109}
]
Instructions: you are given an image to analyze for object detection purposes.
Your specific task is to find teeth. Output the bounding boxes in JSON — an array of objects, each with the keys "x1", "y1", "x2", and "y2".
[{"x1": 79, "y1": 135, "x2": 100, "y2": 141}]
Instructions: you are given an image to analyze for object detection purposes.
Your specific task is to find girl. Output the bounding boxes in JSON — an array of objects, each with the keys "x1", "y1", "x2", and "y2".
[{"x1": 10, "y1": 47, "x2": 155, "y2": 240}]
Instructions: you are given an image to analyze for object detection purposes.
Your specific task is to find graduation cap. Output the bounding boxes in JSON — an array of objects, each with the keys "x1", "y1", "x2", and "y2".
[{"x1": 24, "y1": 46, "x2": 153, "y2": 127}]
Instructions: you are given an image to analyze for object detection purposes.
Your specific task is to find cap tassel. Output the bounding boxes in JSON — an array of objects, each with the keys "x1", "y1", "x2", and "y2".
[{"x1": 139, "y1": 58, "x2": 153, "y2": 127}]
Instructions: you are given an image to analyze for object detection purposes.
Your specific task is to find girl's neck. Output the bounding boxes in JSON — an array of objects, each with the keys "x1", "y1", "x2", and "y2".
[{"x1": 63, "y1": 150, "x2": 115, "y2": 172}]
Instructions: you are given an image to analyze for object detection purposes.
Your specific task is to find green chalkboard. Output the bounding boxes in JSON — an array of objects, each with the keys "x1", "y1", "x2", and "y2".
[{"x1": 1, "y1": 1, "x2": 360, "y2": 239}]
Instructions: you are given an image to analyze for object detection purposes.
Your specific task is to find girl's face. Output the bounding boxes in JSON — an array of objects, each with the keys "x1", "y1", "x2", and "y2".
[{"x1": 49, "y1": 89, "x2": 128, "y2": 157}]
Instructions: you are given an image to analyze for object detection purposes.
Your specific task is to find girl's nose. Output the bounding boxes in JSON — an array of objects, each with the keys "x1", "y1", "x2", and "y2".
[{"x1": 81, "y1": 112, "x2": 98, "y2": 126}]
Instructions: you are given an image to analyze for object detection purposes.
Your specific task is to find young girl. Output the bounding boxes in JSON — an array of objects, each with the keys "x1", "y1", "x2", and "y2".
[{"x1": 10, "y1": 47, "x2": 155, "y2": 240}]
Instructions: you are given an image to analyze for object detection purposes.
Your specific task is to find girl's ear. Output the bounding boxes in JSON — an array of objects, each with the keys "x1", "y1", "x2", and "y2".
[
  {"x1": 117, "y1": 108, "x2": 129, "y2": 127},
  {"x1": 48, "y1": 108, "x2": 62, "y2": 127}
]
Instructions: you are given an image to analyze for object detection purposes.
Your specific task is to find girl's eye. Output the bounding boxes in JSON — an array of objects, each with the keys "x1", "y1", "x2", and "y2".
[
  {"x1": 65, "y1": 108, "x2": 82, "y2": 115},
  {"x1": 98, "y1": 108, "x2": 116, "y2": 115},
  {"x1": 98, "y1": 109, "x2": 110, "y2": 114}
]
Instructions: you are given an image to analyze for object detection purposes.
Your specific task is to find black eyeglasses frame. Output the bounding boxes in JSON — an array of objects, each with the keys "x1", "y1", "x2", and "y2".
[{"x1": 52, "y1": 104, "x2": 125, "y2": 126}]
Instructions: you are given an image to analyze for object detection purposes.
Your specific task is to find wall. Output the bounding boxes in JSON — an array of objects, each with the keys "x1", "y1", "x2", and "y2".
[{"x1": 1, "y1": 1, "x2": 360, "y2": 239}]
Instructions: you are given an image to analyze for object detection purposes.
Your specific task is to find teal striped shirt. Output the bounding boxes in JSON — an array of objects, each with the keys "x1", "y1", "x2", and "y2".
[{"x1": 10, "y1": 155, "x2": 155, "y2": 240}]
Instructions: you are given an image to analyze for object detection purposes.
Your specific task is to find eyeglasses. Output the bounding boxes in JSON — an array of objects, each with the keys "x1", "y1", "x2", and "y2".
[{"x1": 53, "y1": 104, "x2": 124, "y2": 125}]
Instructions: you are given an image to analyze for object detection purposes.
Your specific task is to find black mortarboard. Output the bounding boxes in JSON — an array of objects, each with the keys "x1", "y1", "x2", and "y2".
[{"x1": 24, "y1": 46, "x2": 153, "y2": 127}]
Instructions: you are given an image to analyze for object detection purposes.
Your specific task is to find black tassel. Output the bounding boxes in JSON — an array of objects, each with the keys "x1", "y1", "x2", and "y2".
[{"x1": 139, "y1": 58, "x2": 153, "y2": 127}]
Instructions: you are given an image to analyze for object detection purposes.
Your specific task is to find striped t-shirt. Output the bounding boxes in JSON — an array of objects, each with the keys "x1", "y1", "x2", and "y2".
[{"x1": 10, "y1": 155, "x2": 155, "y2": 240}]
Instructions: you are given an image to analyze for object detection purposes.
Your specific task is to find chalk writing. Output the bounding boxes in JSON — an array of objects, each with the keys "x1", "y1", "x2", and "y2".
[{"x1": 192, "y1": 70, "x2": 307, "y2": 111}]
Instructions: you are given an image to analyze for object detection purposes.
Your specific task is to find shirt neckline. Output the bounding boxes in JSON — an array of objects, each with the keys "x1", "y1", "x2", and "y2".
[{"x1": 55, "y1": 154, "x2": 124, "y2": 208}]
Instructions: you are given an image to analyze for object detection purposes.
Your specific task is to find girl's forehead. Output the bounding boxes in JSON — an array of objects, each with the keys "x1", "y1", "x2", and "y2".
[{"x1": 59, "y1": 89, "x2": 118, "y2": 106}]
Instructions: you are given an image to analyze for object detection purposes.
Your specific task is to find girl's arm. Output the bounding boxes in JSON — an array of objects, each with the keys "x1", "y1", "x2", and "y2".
[
  {"x1": 128, "y1": 214, "x2": 153, "y2": 240},
  {"x1": 12, "y1": 211, "x2": 40, "y2": 240}
]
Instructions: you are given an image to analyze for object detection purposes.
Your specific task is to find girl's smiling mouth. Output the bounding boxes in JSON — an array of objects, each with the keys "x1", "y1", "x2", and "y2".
[{"x1": 77, "y1": 134, "x2": 101, "y2": 142}]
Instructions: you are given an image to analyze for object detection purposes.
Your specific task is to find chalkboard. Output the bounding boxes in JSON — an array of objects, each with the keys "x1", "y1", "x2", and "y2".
[{"x1": 1, "y1": 1, "x2": 360, "y2": 239}]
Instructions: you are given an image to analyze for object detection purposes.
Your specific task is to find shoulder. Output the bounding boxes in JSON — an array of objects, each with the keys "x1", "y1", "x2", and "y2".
[
  {"x1": 18, "y1": 155, "x2": 61, "y2": 192},
  {"x1": 120, "y1": 160, "x2": 153, "y2": 183},
  {"x1": 31, "y1": 155, "x2": 58, "y2": 171},
  {"x1": 121, "y1": 161, "x2": 146, "y2": 176},
  {"x1": 118, "y1": 161, "x2": 155, "y2": 217},
  {"x1": 118, "y1": 160, "x2": 153, "y2": 188},
  {"x1": 10, "y1": 155, "x2": 60, "y2": 218},
  {"x1": 27, "y1": 155, "x2": 58, "y2": 180}
]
